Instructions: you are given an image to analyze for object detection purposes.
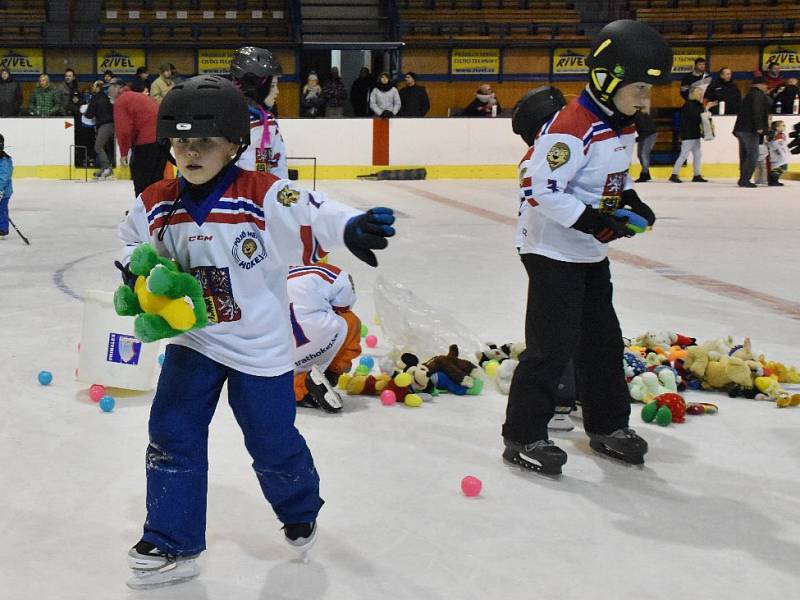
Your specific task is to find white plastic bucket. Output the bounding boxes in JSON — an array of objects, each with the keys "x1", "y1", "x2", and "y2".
[{"x1": 77, "y1": 289, "x2": 160, "y2": 391}]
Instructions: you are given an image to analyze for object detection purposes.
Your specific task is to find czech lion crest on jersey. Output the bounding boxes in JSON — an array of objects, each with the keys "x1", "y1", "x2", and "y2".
[
  {"x1": 277, "y1": 185, "x2": 299, "y2": 207},
  {"x1": 546, "y1": 142, "x2": 570, "y2": 170}
]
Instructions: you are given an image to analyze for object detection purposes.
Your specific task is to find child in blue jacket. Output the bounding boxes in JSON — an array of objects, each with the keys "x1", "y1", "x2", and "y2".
[{"x1": 0, "y1": 134, "x2": 12, "y2": 239}]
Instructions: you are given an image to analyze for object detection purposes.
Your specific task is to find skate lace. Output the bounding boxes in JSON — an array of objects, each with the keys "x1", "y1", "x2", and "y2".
[{"x1": 524, "y1": 440, "x2": 554, "y2": 451}]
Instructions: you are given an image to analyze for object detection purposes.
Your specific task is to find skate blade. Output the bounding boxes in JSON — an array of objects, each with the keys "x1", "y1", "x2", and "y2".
[
  {"x1": 589, "y1": 444, "x2": 645, "y2": 467},
  {"x1": 286, "y1": 523, "x2": 317, "y2": 558},
  {"x1": 126, "y1": 561, "x2": 200, "y2": 590},
  {"x1": 502, "y1": 455, "x2": 563, "y2": 479}
]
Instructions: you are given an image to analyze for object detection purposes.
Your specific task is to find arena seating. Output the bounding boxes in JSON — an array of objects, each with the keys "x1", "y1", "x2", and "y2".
[
  {"x1": 398, "y1": 0, "x2": 585, "y2": 42},
  {"x1": 98, "y1": 1, "x2": 291, "y2": 43}
]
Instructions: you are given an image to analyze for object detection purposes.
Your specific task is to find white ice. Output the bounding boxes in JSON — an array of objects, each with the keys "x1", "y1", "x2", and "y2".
[{"x1": 1, "y1": 176, "x2": 799, "y2": 600}]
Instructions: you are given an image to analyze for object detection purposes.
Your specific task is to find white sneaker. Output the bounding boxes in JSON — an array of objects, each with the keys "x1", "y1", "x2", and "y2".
[
  {"x1": 126, "y1": 541, "x2": 200, "y2": 590},
  {"x1": 548, "y1": 407, "x2": 576, "y2": 432}
]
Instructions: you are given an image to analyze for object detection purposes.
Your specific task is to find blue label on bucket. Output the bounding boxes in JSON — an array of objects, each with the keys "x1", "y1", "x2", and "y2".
[{"x1": 107, "y1": 333, "x2": 142, "y2": 365}]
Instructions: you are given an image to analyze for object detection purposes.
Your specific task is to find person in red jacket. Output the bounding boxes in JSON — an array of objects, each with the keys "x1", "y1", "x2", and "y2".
[{"x1": 112, "y1": 78, "x2": 168, "y2": 196}]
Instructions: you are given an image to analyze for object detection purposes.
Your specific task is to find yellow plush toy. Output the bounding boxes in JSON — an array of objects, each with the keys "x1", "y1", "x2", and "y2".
[{"x1": 754, "y1": 376, "x2": 800, "y2": 408}]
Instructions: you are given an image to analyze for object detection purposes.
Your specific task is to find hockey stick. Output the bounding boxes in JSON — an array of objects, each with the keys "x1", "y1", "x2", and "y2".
[{"x1": 8, "y1": 218, "x2": 30, "y2": 245}]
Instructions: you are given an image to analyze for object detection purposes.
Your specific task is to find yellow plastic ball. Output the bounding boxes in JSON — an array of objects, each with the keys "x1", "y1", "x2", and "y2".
[
  {"x1": 373, "y1": 314, "x2": 381, "y2": 326},
  {"x1": 394, "y1": 372, "x2": 412, "y2": 388},
  {"x1": 484, "y1": 360, "x2": 500, "y2": 378},
  {"x1": 404, "y1": 393, "x2": 423, "y2": 407}
]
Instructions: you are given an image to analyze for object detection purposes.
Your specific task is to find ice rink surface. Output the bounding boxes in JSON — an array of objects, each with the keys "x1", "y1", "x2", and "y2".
[{"x1": 1, "y1": 176, "x2": 799, "y2": 600}]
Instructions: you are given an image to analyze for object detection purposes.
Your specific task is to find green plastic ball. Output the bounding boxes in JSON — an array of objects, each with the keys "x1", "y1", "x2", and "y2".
[
  {"x1": 655, "y1": 405, "x2": 673, "y2": 426},
  {"x1": 641, "y1": 402, "x2": 658, "y2": 423},
  {"x1": 360, "y1": 324, "x2": 368, "y2": 338}
]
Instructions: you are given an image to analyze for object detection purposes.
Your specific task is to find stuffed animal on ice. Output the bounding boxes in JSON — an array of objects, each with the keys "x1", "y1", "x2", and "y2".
[
  {"x1": 476, "y1": 343, "x2": 510, "y2": 368},
  {"x1": 758, "y1": 357, "x2": 800, "y2": 384},
  {"x1": 628, "y1": 370, "x2": 680, "y2": 403},
  {"x1": 496, "y1": 358, "x2": 518, "y2": 395},
  {"x1": 754, "y1": 376, "x2": 800, "y2": 408},
  {"x1": 423, "y1": 344, "x2": 480, "y2": 390},
  {"x1": 114, "y1": 244, "x2": 208, "y2": 343},
  {"x1": 681, "y1": 342, "x2": 761, "y2": 394},
  {"x1": 633, "y1": 331, "x2": 697, "y2": 354}
]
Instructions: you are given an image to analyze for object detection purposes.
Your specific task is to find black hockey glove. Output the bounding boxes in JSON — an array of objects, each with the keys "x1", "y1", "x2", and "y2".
[
  {"x1": 571, "y1": 206, "x2": 633, "y2": 244},
  {"x1": 114, "y1": 260, "x2": 137, "y2": 290},
  {"x1": 344, "y1": 207, "x2": 396, "y2": 267},
  {"x1": 789, "y1": 122, "x2": 800, "y2": 154},
  {"x1": 621, "y1": 188, "x2": 656, "y2": 227}
]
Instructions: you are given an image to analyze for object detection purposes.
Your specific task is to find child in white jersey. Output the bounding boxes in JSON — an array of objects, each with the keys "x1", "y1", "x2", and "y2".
[
  {"x1": 118, "y1": 75, "x2": 395, "y2": 589},
  {"x1": 767, "y1": 120, "x2": 790, "y2": 186},
  {"x1": 288, "y1": 262, "x2": 362, "y2": 412}
]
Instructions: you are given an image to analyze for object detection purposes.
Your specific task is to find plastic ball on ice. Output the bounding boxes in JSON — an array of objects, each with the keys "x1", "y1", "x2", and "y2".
[
  {"x1": 360, "y1": 324, "x2": 368, "y2": 338},
  {"x1": 89, "y1": 384, "x2": 106, "y2": 402},
  {"x1": 38, "y1": 371, "x2": 53, "y2": 386},
  {"x1": 380, "y1": 390, "x2": 396, "y2": 406},
  {"x1": 99, "y1": 395, "x2": 116, "y2": 413},
  {"x1": 158, "y1": 353, "x2": 165, "y2": 366},
  {"x1": 365, "y1": 335, "x2": 378, "y2": 348},
  {"x1": 404, "y1": 393, "x2": 423, "y2": 407},
  {"x1": 394, "y1": 372, "x2": 412, "y2": 388},
  {"x1": 461, "y1": 475, "x2": 482, "y2": 497},
  {"x1": 484, "y1": 360, "x2": 500, "y2": 377},
  {"x1": 655, "y1": 405, "x2": 672, "y2": 426},
  {"x1": 359, "y1": 355, "x2": 375, "y2": 370},
  {"x1": 355, "y1": 364, "x2": 371, "y2": 375}
]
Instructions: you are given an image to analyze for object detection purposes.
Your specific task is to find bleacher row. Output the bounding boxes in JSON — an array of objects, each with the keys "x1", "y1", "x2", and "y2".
[{"x1": 1, "y1": 0, "x2": 800, "y2": 45}]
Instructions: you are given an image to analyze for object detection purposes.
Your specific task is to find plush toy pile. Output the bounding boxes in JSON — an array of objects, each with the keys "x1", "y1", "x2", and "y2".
[
  {"x1": 338, "y1": 344, "x2": 485, "y2": 407},
  {"x1": 626, "y1": 331, "x2": 800, "y2": 415}
]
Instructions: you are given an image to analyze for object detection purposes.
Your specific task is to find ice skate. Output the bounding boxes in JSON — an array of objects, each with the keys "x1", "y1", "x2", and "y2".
[
  {"x1": 502, "y1": 438, "x2": 567, "y2": 477},
  {"x1": 547, "y1": 406, "x2": 575, "y2": 432},
  {"x1": 588, "y1": 428, "x2": 648, "y2": 466},
  {"x1": 126, "y1": 541, "x2": 200, "y2": 590},
  {"x1": 284, "y1": 520, "x2": 317, "y2": 561},
  {"x1": 306, "y1": 365, "x2": 343, "y2": 412}
]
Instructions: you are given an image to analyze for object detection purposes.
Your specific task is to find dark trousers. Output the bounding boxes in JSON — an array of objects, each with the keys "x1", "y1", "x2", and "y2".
[
  {"x1": 130, "y1": 142, "x2": 168, "y2": 196},
  {"x1": 142, "y1": 344, "x2": 322, "y2": 556},
  {"x1": 735, "y1": 131, "x2": 760, "y2": 184},
  {"x1": 503, "y1": 254, "x2": 631, "y2": 443}
]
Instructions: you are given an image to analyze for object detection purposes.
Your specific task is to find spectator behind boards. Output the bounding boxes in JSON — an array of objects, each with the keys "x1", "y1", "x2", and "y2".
[
  {"x1": 350, "y1": 67, "x2": 374, "y2": 117},
  {"x1": 461, "y1": 83, "x2": 501, "y2": 117},
  {"x1": 704, "y1": 67, "x2": 741, "y2": 115},
  {"x1": 322, "y1": 67, "x2": 347, "y2": 118},
  {"x1": 398, "y1": 72, "x2": 430, "y2": 117},
  {"x1": 0, "y1": 67, "x2": 22, "y2": 117},
  {"x1": 301, "y1": 71, "x2": 325, "y2": 118},
  {"x1": 29, "y1": 73, "x2": 61, "y2": 117},
  {"x1": 680, "y1": 57, "x2": 710, "y2": 100},
  {"x1": 150, "y1": 63, "x2": 175, "y2": 103},
  {"x1": 369, "y1": 72, "x2": 401, "y2": 118}
]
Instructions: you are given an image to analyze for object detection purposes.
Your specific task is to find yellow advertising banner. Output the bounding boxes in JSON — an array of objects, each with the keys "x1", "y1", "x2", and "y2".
[
  {"x1": 762, "y1": 44, "x2": 800, "y2": 70},
  {"x1": 672, "y1": 48, "x2": 706, "y2": 74},
  {"x1": 96, "y1": 48, "x2": 146, "y2": 75},
  {"x1": 552, "y1": 48, "x2": 589, "y2": 75},
  {"x1": 198, "y1": 49, "x2": 235, "y2": 74},
  {"x1": 451, "y1": 49, "x2": 500, "y2": 75},
  {"x1": 0, "y1": 48, "x2": 44, "y2": 74}
]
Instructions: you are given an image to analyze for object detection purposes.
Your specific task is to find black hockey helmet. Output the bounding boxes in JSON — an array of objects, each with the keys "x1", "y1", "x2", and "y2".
[
  {"x1": 586, "y1": 20, "x2": 673, "y2": 104},
  {"x1": 512, "y1": 86, "x2": 566, "y2": 147},
  {"x1": 230, "y1": 46, "x2": 282, "y2": 101},
  {"x1": 156, "y1": 75, "x2": 250, "y2": 145}
]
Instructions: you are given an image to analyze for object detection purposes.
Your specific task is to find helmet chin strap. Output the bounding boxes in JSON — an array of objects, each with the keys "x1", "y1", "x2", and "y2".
[{"x1": 584, "y1": 85, "x2": 635, "y2": 130}]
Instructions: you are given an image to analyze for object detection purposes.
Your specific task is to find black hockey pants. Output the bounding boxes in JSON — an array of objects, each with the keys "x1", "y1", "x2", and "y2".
[{"x1": 502, "y1": 253, "x2": 631, "y2": 443}]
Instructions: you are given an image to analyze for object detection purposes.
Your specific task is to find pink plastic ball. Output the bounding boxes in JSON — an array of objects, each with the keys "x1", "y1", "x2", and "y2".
[
  {"x1": 379, "y1": 390, "x2": 396, "y2": 406},
  {"x1": 89, "y1": 384, "x2": 106, "y2": 403},
  {"x1": 365, "y1": 335, "x2": 378, "y2": 348},
  {"x1": 77, "y1": 342, "x2": 81, "y2": 353},
  {"x1": 461, "y1": 475, "x2": 482, "y2": 497}
]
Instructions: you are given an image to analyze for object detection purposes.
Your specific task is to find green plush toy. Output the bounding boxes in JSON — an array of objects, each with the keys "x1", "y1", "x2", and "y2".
[{"x1": 114, "y1": 244, "x2": 208, "y2": 343}]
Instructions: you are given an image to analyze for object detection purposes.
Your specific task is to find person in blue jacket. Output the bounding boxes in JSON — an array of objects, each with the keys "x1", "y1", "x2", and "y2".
[{"x1": 0, "y1": 134, "x2": 13, "y2": 239}]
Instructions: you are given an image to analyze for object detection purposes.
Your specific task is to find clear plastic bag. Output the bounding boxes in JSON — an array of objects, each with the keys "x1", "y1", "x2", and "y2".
[{"x1": 373, "y1": 275, "x2": 484, "y2": 361}]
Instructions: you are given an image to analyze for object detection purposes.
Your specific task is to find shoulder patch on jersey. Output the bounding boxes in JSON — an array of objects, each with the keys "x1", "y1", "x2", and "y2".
[
  {"x1": 277, "y1": 185, "x2": 299, "y2": 207},
  {"x1": 228, "y1": 169, "x2": 280, "y2": 209},
  {"x1": 546, "y1": 142, "x2": 571, "y2": 170},
  {"x1": 544, "y1": 100, "x2": 597, "y2": 139},
  {"x1": 140, "y1": 178, "x2": 179, "y2": 212}
]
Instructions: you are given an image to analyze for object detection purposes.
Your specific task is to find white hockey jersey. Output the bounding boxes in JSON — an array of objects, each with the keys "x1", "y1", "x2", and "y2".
[
  {"x1": 515, "y1": 92, "x2": 637, "y2": 263},
  {"x1": 288, "y1": 263, "x2": 356, "y2": 373},
  {"x1": 236, "y1": 104, "x2": 289, "y2": 179},
  {"x1": 118, "y1": 166, "x2": 361, "y2": 376},
  {"x1": 768, "y1": 131, "x2": 790, "y2": 168}
]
